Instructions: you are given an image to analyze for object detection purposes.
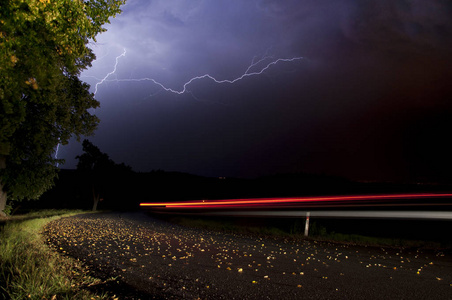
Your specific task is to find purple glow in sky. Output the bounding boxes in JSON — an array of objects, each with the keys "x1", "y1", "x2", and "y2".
[{"x1": 59, "y1": 0, "x2": 452, "y2": 182}]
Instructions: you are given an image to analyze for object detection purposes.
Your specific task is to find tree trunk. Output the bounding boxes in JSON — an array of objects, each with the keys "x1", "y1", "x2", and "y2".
[
  {"x1": 0, "y1": 155, "x2": 7, "y2": 217},
  {"x1": 92, "y1": 195, "x2": 99, "y2": 211},
  {"x1": 0, "y1": 186, "x2": 6, "y2": 217},
  {"x1": 92, "y1": 185, "x2": 99, "y2": 211}
]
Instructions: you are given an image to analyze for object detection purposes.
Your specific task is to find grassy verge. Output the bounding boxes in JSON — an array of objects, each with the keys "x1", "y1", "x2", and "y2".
[
  {"x1": 165, "y1": 215, "x2": 449, "y2": 249},
  {"x1": 0, "y1": 209, "x2": 82, "y2": 223},
  {"x1": 0, "y1": 210, "x2": 113, "y2": 300},
  {"x1": 308, "y1": 222, "x2": 445, "y2": 249}
]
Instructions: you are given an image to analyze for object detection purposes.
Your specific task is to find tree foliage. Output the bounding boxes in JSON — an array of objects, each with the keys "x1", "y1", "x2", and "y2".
[{"x1": 0, "y1": 0, "x2": 125, "y2": 212}]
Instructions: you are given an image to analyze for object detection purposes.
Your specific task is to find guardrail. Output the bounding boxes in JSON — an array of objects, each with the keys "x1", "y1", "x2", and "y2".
[{"x1": 140, "y1": 193, "x2": 452, "y2": 236}]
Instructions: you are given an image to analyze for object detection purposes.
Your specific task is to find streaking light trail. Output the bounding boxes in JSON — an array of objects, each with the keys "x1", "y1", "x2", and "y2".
[
  {"x1": 202, "y1": 210, "x2": 452, "y2": 220},
  {"x1": 140, "y1": 193, "x2": 452, "y2": 209}
]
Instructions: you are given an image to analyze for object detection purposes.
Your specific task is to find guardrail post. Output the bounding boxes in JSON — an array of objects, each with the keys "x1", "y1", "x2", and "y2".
[{"x1": 304, "y1": 211, "x2": 310, "y2": 237}]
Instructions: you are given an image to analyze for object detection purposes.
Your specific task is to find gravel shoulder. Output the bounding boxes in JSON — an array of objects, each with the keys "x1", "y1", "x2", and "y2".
[{"x1": 43, "y1": 211, "x2": 452, "y2": 299}]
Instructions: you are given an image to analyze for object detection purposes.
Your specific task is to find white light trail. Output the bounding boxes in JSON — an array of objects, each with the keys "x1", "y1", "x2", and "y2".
[{"x1": 205, "y1": 211, "x2": 452, "y2": 220}]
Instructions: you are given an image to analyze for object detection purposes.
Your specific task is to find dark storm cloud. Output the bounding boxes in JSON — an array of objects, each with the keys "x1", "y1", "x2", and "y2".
[
  {"x1": 59, "y1": 0, "x2": 452, "y2": 182},
  {"x1": 343, "y1": 0, "x2": 452, "y2": 51}
]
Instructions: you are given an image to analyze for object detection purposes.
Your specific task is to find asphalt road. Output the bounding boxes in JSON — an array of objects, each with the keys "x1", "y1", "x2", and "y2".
[{"x1": 43, "y1": 212, "x2": 452, "y2": 299}]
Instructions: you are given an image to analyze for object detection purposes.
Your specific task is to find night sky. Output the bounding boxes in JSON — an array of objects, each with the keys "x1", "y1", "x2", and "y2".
[{"x1": 58, "y1": 0, "x2": 452, "y2": 182}]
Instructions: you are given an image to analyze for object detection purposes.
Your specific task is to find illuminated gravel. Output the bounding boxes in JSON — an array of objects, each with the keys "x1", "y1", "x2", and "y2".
[{"x1": 43, "y1": 212, "x2": 452, "y2": 299}]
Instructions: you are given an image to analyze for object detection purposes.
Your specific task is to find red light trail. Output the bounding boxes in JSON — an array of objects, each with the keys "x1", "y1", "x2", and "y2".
[{"x1": 140, "y1": 193, "x2": 452, "y2": 209}]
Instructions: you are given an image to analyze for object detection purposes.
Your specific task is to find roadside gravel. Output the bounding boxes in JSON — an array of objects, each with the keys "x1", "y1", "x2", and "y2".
[{"x1": 43, "y1": 212, "x2": 452, "y2": 299}]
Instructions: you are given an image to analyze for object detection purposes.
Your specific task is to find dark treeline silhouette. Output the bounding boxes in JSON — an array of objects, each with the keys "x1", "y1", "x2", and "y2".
[
  {"x1": 11, "y1": 139, "x2": 450, "y2": 212},
  {"x1": 17, "y1": 168, "x2": 452, "y2": 212}
]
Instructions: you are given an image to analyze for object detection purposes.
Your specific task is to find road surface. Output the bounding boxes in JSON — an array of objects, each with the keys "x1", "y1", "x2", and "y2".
[{"x1": 43, "y1": 212, "x2": 452, "y2": 299}]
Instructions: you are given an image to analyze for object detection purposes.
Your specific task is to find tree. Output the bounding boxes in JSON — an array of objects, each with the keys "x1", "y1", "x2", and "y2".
[
  {"x1": 0, "y1": 0, "x2": 125, "y2": 215},
  {"x1": 76, "y1": 139, "x2": 131, "y2": 211}
]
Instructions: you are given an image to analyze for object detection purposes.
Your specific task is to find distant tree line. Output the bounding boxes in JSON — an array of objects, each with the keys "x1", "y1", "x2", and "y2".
[{"x1": 15, "y1": 147, "x2": 451, "y2": 213}]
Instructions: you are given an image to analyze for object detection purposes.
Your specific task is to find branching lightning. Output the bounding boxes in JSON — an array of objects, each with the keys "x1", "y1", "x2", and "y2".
[
  {"x1": 102, "y1": 52, "x2": 304, "y2": 95},
  {"x1": 54, "y1": 49, "x2": 127, "y2": 164},
  {"x1": 56, "y1": 49, "x2": 304, "y2": 165},
  {"x1": 93, "y1": 49, "x2": 127, "y2": 95}
]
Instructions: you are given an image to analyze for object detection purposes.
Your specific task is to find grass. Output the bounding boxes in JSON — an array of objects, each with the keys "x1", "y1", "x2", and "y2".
[
  {"x1": 308, "y1": 221, "x2": 451, "y2": 249},
  {"x1": 0, "y1": 209, "x2": 82, "y2": 223},
  {"x1": 0, "y1": 210, "x2": 115, "y2": 300},
  {"x1": 310, "y1": 226, "x2": 444, "y2": 249},
  {"x1": 166, "y1": 215, "x2": 449, "y2": 249}
]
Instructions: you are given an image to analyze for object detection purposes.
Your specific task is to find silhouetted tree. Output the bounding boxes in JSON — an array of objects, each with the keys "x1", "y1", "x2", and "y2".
[{"x1": 76, "y1": 140, "x2": 132, "y2": 211}]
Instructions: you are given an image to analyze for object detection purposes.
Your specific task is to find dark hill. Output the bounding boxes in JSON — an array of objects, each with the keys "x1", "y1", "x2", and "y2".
[{"x1": 18, "y1": 169, "x2": 452, "y2": 212}]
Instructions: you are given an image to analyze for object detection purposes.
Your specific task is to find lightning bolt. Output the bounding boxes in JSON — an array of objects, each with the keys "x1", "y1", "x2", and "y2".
[
  {"x1": 54, "y1": 49, "x2": 127, "y2": 165},
  {"x1": 103, "y1": 52, "x2": 304, "y2": 95},
  {"x1": 56, "y1": 49, "x2": 304, "y2": 165},
  {"x1": 55, "y1": 141, "x2": 60, "y2": 167},
  {"x1": 93, "y1": 49, "x2": 127, "y2": 95}
]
